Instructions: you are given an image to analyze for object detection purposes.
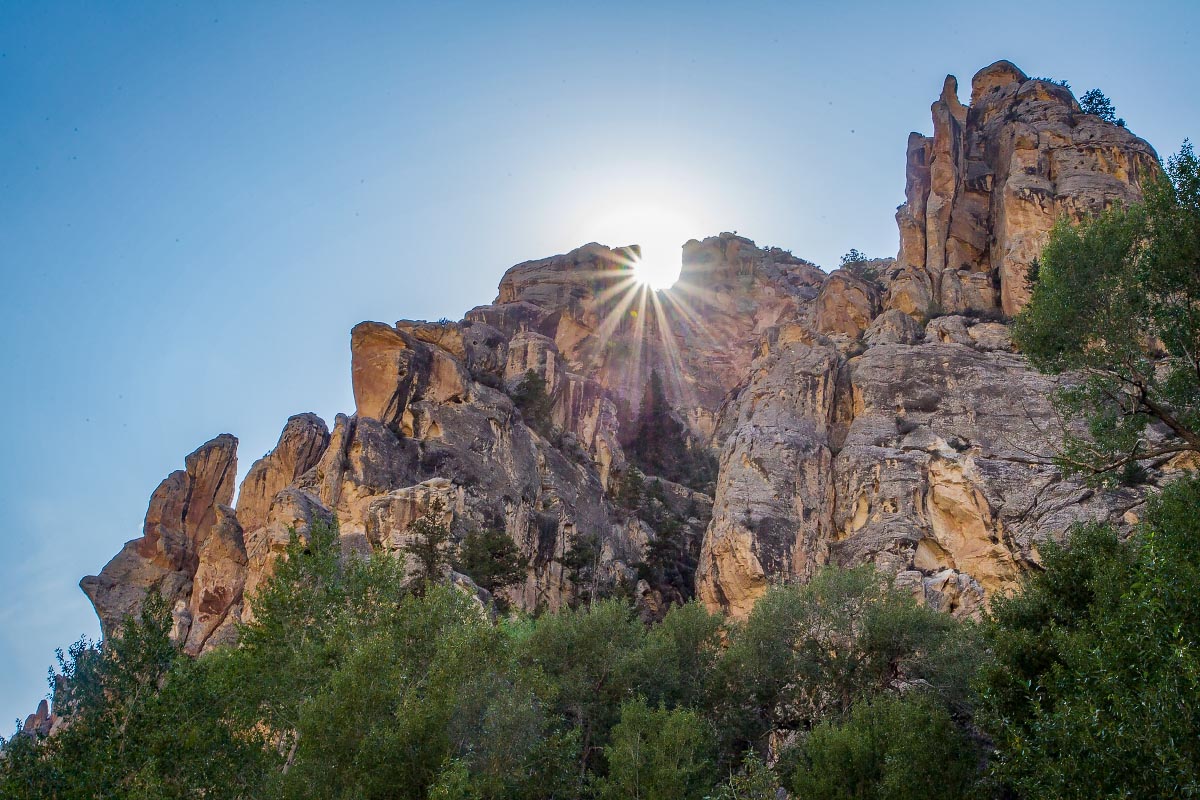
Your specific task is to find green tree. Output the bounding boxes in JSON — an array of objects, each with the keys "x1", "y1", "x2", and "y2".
[
  {"x1": 204, "y1": 516, "x2": 412, "y2": 779},
  {"x1": 789, "y1": 693, "x2": 979, "y2": 800},
  {"x1": 623, "y1": 370, "x2": 717, "y2": 493},
  {"x1": 1079, "y1": 87, "x2": 1125, "y2": 127},
  {"x1": 0, "y1": 593, "x2": 269, "y2": 799},
  {"x1": 270, "y1": 586, "x2": 573, "y2": 800},
  {"x1": 210, "y1": 516, "x2": 577, "y2": 800},
  {"x1": 637, "y1": 601, "x2": 724, "y2": 711},
  {"x1": 977, "y1": 476, "x2": 1200, "y2": 799},
  {"x1": 840, "y1": 248, "x2": 882, "y2": 286},
  {"x1": 512, "y1": 369, "x2": 555, "y2": 438},
  {"x1": 516, "y1": 599, "x2": 652, "y2": 774},
  {"x1": 405, "y1": 498, "x2": 454, "y2": 591},
  {"x1": 454, "y1": 527, "x2": 528, "y2": 609},
  {"x1": 617, "y1": 467, "x2": 644, "y2": 509},
  {"x1": 1013, "y1": 143, "x2": 1200, "y2": 483},
  {"x1": 712, "y1": 567, "x2": 974, "y2": 755},
  {"x1": 561, "y1": 531, "x2": 601, "y2": 608},
  {"x1": 596, "y1": 698, "x2": 715, "y2": 800}
]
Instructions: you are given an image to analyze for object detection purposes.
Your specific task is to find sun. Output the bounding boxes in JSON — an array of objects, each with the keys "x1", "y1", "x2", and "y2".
[
  {"x1": 577, "y1": 201, "x2": 694, "y2": 292},
  {"x1": 631, "y1": 244, "x2": 682, "y2": 290}
]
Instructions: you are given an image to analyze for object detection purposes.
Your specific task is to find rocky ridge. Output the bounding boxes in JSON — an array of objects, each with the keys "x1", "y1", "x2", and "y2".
[{"x1": 80, "y1": 60, "x2": 1165, "y2": 655}]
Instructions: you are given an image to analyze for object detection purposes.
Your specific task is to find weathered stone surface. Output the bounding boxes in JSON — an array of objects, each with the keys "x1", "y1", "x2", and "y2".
[
  {"x1": 81, "y1": 434, "x2": 238, "y2": 642},
  {"x1": 468, "y1": 234, "x2": 825, "y2": 442},
  {"x1": 864, "y1": 309, "x2": 925, "y2": 346},
  {"x1": 888, "y1": 60, "x2": 1159, "y2": 317},
  {"x1": 830, "y1": 342, "x2": 1141, "y2": 616},
  {"x1": 814, "y1": 269, "x2": 880, "y2": 338},
  {"x1": 184, "y1": 505, "x2": 246, "y2": 655},
  {"x1": 697, "y1": 325, "x2": 842, "y2": 618},
  {"x1": 236, "y1": 413, "x2": 329, "y2": 534},
  {"x1": 22, "y1": 699, "x2": 55, "y2": 738}
]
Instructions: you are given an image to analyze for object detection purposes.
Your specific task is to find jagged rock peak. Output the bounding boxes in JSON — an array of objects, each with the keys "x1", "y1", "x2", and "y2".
[
  {"x1": 889, "y1": 59, "x2": 1159, "y2": 318},
  {"x1": 80, "y1": 433, "x2": 239, "y2": 648}
]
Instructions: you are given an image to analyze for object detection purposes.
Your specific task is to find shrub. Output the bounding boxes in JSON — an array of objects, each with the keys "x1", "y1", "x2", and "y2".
[
  {"x1": 789, "y1": 693, "x2": 979, "y2": 800},
  {"x1": 1079, "y1": 87, "x2": 1125, "y2": 127}
]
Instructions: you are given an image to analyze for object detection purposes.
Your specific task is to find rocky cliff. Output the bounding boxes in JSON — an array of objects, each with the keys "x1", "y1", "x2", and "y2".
[
  {"x1": 887, "y1": 60, "x2": 1158, "y2": 317},
  {"x1": 81, "y1": 60, "x2": 1166, "y2": 650}
]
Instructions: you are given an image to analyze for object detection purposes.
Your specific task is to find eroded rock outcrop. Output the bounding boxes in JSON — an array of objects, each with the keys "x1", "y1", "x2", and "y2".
[
  {"x1": 81, "y1": 434, "x2": 238, "y2": 647},
  {"x1": 830, "y1": 339, "x2": 1140, "y2": 616},
  {"x1": 889, "y1": 60, "x2": 1159, "y2": 317},
  {"x1": 697, "y1": 325, "x2": 842, "y2": 616},
  {"x1": 79, "y1": 58, "x2": 1167, "y2": 652},
  {"x1": 235, "y1": 413, "x2": 329, "y2": 534},
  {"x1": 469, "y1": 234, "x2": 826, "y2": 441}
]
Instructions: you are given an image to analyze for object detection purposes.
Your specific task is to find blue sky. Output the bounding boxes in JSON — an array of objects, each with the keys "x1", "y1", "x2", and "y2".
[{"x1": 2, "y1": 0, "x2": 1197, "y2": 727}]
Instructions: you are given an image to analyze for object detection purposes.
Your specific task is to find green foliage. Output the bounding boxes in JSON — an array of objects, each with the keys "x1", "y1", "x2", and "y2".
[
  {"x1": 454, "y1": 526, "x2": 528, "y2": 605},
  {"x1": 617, "y1": 467, "x2": 645, "y2": 509},
  {"x1": 710, "y1": 567, "x2": 975, "y2": 754},
  {"x1": 517, "y1": 599, "x2": 652, "y2": 771},
  {"x1": 0, "y1": 593, "x2": 269, "y2": 799},
  {"x1": 1079, "y1": 87, "x2": 1125, "y2": 126},
  {"x1": 840, "y1": 248, "x2": 882, "y2": 286},
  {"x1": 405, "y1": 498, "x2": 454, "y2": 590},
  {"x1": 560, "y1": 531, "x2": 601, "y2": 608},
  {"x1": 4, "y1": 525, "x2": 1004, "y2": 799},
  {"x1": 1013, "y1": 142, "x2": 1200, "y2": 483},
  {"x1": 977, "y1": 475, "x2": 1200, "y2": 799},
  {"x1": 708, "y1": 753, "x2": 781, "y2": 800},
  {"x1": 512, "y1": 369, "x2": 556, "y2": 438},
  {"x1": 1031, "y1": 76, "x2": 1071, "y2": 90},
  {"x1": 840, "y1": 247, "x2": 869, "y2": 264},
  {"x1": 596, "y1": 698, "x2": 715, "y2": 800},
  {"x1": 789, "y1": 693, "x2": 979, "y2": 800}
]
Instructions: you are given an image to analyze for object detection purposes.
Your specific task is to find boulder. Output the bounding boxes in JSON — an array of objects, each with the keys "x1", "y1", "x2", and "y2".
[{"x1": 865, "y1": 309, "x2": 925, "y2": 346}]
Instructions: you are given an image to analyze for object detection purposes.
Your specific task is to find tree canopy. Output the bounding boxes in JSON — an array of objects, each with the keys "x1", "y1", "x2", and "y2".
[{"x1": 1013, "y1": 142, "x2": 1200, "y2": 483}]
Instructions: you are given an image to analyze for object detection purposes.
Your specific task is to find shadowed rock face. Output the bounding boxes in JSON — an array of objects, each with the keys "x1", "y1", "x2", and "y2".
[
  {"x1": 889, "y1": 60, "x2": 1159, "y2": 317},
  {"x1": 79, "y1": 60, "x2": 1163, "y2": 655}
]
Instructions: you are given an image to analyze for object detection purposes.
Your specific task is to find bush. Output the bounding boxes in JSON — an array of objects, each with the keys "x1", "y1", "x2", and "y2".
[
  {"x1": 789, "y1": 693, "x2": 979, "y2": 800},
  {"x1": 978, "y1": 476, "x2": 1200, "y2": 798},
  {"x1": 710, "y1": 567, "x2": 976, "y2": 755},
  {"x1": 597, "y1": 698, "x2": 715, "y2": 800}
]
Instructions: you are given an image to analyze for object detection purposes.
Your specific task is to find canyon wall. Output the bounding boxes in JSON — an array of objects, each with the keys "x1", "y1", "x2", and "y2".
[{"x1": 81, "y1": 60, "x2": 1168, "y2": 649}]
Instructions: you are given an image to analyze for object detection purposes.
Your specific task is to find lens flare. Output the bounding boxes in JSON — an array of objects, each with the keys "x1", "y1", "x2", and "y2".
[{"x1": 631, "y1": 242, "x2": 682, "y2": 290}]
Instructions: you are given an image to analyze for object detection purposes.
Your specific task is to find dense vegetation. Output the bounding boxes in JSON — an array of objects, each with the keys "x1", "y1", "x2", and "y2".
[
  {"x1": 5, "y1": 475, "x2": 1199, "y2": 797},
  {"x1": 1013, "y1": 142, "x2": 1200, "y2": 483}
]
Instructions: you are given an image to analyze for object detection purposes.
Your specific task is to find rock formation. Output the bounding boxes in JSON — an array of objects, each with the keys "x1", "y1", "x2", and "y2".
[
  {"x1": 888, "y1": 60, "x2": 1159, "y2": 317},
  {"x1": 79, "y1": 59, "x2": 1164, "y2": 654}
]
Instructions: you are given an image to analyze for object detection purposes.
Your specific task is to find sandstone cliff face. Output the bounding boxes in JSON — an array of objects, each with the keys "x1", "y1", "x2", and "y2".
[
  {"x1": 469, "y1": 234, "x2": 826, "y2": 441},
  {"x1": 81, "y1": 434, "x2": 241, "y2": 653},
  {"x1": 696, "y1": 311, "x2": 1145, "y2": 618},
  {"x1": 889, "y1": 60, "x2": 1159, "y2": 317},
  {"x1": 80, "y1": 59, "x2": 1162, "y2": 652}
]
